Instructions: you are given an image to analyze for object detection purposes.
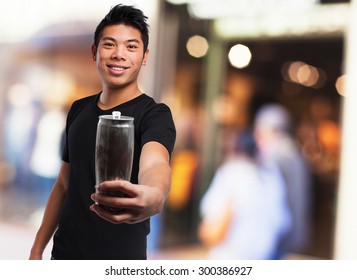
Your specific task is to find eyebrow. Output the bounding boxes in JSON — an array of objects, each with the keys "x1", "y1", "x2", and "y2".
[{"x1": 101, "y1": 36, "x2": 141, "y2": 44}]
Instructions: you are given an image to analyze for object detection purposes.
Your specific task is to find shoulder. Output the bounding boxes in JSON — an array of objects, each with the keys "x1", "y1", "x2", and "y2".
[
  {"x1": 70, "y1": 94, "x2": 98, "y2": 111},
  {"x1": 133, "y1": 94, "x2": 174, "y2": 124},
  {"x1": 221, "y1": 158, "x2": 257, "y2": 174},
  {"x1": 67, "y1": 93, "x2": 98, "y2": 115},
  {"x1": 65, "y1": 93, "x2": 99, "y2": 125},
  {"x1": 133, "y1": 94, "x2": 176, "y2": 154},
  {"x1": 136, "y1": 94, "x2": 171, "y2": 112}
]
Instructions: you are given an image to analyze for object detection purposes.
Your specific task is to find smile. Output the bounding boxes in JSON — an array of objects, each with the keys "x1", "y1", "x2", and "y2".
[
  {"x1": 107, "y1": 64, "x2": 128, "y2": 72},
  {"x1": 111, "y1": 66, "x2": 125, "y2": 71}
]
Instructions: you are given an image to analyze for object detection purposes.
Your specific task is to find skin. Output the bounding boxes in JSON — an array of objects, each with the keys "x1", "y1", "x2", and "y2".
[{"x1": 29, "y1": 24, "x2": 172, "y2": 259}]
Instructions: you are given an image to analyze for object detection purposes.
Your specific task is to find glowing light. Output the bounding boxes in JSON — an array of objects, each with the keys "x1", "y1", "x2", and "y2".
[
  {"x1": 282, "y1": 60, "x2": 327, "y2": 89},
  {"x1": 187, "y1": 0, "x2": 318, "y2": 19},
  {"x1": 336, "y1": 74, "x2": 347, "y2": 96},
  {"x1": 214, "y1": 3, "x2": 350, "y2": 40},
  {"x1": 228, "y1": 44, "x2": 251, "y2": 69},
  {"x1": 186, "y1": 35, "x2": 209, "y2": 58},
  {"x1": 297, "y1": 64, "x2": 319, "y2": 87},
  {"x1": 165, "y1": 0, "x2": 188, "y2": 4}
]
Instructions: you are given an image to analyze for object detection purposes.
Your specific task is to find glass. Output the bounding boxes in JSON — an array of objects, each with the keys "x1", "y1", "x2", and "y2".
[{"x1": 95, "y1": 111, "x2": 134, "y2": 212}]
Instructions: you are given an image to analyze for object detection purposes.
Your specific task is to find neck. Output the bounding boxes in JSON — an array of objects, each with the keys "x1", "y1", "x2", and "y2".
[{"x1": 98, "y1": 86, "x2": 142, "y2": 110}]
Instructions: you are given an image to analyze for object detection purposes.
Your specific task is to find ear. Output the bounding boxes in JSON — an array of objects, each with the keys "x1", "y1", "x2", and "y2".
[
  {"x1": 142, "y1": 49, "x2": 149, "y2": 65},
  {"x1": 91, "y1": 44, "x2": 97, "y2": 61}
]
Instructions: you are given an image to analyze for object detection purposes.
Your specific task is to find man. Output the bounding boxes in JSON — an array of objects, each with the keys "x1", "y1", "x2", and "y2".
[
  {"x1": 253, "y1": 103, "x2": 311, "y2": 258},
  {"x1": 29, "y1": 4, "x2": 176, "y2": 260}
]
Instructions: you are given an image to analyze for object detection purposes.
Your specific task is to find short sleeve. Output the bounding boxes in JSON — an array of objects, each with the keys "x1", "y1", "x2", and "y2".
[{"x1": 140, "y1": 103, "x2": 176, "y2": 157}]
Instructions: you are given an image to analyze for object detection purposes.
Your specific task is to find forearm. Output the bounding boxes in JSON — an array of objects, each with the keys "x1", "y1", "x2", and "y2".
[
  {"x1": 138, "y1": 142, "x2": 173, "y2": 211},
  {"x1": 30, "y1": 182, "x2": 66, "y2": 258},
  {"x1": 30, "y1": 162, "x2": 69, "y2": 259},
  {"x1": 138, "y1": 161, "x2": 172, "y2": 210}
]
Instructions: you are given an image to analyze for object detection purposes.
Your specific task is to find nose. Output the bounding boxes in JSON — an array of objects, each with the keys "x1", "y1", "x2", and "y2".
[{"x1": 111, "y1": 45, "x2": 126, "y2": 60}]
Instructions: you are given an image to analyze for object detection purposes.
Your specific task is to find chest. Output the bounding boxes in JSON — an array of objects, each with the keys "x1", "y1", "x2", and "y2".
[{"x1": 67, "y1": 110, "x2": 98, "y2": 163}]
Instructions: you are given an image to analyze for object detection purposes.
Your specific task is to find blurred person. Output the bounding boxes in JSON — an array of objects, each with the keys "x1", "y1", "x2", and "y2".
[
  {"x1": 29, "y1": 106, "x2": 66, "y2": 206},
  {"x1": 29, "y1": 4, "x2": 176, "y2": 260},
  {"x1": 253, "y1": 103, "x2": 311, "y2": 258},
  {"x1": 198, "y1": 130, "x2": 291, "y2": 259},
  {"x1": 3, "y1": 84, "x2": 39, "y2": 191}
]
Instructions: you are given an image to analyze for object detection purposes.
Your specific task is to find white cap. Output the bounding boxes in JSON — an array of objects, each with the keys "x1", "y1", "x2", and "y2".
[
  {"x1": 254, "y1": 103, "x2": 291, "y2": 133},
  {"x1": 112, "y1": 111, "x2": 121, "y2": 119}
]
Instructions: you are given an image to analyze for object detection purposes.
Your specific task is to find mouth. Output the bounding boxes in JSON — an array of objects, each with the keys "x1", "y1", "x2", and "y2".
[{"x1": 107, "y1": 65, "x2": 128, "y2": 72}]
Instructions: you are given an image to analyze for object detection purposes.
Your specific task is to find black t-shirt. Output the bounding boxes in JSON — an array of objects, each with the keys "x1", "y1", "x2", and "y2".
[{"x1": 52, "y1": 93, "x2": 176, "y2": 260}]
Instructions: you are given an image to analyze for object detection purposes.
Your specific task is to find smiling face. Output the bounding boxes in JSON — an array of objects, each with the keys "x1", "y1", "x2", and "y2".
[{"x1": 92, "y1": 24, "x2": 149, "y2": 94}]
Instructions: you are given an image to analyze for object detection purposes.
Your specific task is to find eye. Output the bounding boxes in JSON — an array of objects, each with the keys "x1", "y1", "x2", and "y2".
[
  {"x1": 103, "y1": 42, "x2": 114, "y2": 47},
  {"x1": 128, "y1": 44, "x2": 138, "y2": 49}
]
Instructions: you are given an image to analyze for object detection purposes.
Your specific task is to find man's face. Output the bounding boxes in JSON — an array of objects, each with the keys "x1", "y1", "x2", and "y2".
[{"x1": 92, "y1": 24, "x2": 148, "y2": 91}]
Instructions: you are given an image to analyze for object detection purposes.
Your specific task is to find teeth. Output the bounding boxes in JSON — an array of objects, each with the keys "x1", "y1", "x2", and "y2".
[{"x1": 111, "y1": 66, "x2": 125, "y2": 71}]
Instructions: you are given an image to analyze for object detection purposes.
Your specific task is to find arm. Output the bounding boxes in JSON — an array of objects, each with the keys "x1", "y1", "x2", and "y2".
[
  {"x1": 29, "y1": 161, "x2": 69, "y2": 260},
  {"x1": 198, "y1": 203, "x2": 233, "y2": 247},
  {"x1": 90, "y1": 141, "x2": 172, "y2": 224},
  {"x1": 198, "y1": 166, "x2": 234, "y2": 247}
]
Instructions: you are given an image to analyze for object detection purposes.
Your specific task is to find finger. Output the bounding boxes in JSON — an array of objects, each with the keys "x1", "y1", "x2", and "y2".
[
  {"x1": 97, "y1": 180, "x2": 138, "y2": 197},
  {"x1": 91, "y1": 193, "x2": 141, "y2": 210},
  {"x1": 90, "y1": 204, "x2": 133, "y2": 224}
]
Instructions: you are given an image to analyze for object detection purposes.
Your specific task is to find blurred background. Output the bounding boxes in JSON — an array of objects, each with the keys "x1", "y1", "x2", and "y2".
[{"x1": 0, "y1": 0, "x2": 355, "y2": 260}]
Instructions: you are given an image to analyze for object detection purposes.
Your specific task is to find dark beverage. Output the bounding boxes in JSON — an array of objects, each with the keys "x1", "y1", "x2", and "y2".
[{"x1": 95, "y1": 111, "x2": 134, "y2": 212}]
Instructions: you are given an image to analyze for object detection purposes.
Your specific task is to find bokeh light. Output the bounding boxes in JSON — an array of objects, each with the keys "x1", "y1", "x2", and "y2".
[
  {"x1": 228, "y1": 44, "x2": 252, "y2": 69},
  {"x1": 186, "y1": 35, "x2": 209, "y2": 58}
]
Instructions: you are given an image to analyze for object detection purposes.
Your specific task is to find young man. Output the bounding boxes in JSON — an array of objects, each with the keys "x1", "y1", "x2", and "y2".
[{"x1": 29, "y1": 4, "x2": 176, "y2": 260}]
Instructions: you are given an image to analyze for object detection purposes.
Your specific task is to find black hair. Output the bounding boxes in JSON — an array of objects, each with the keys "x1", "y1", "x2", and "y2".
[
  {"x1": 94, "y1": 4, "x2": 149, "y2": 52},
  {"x1": 234, "y1": 129, "x2": 257, "y2": 158}
]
